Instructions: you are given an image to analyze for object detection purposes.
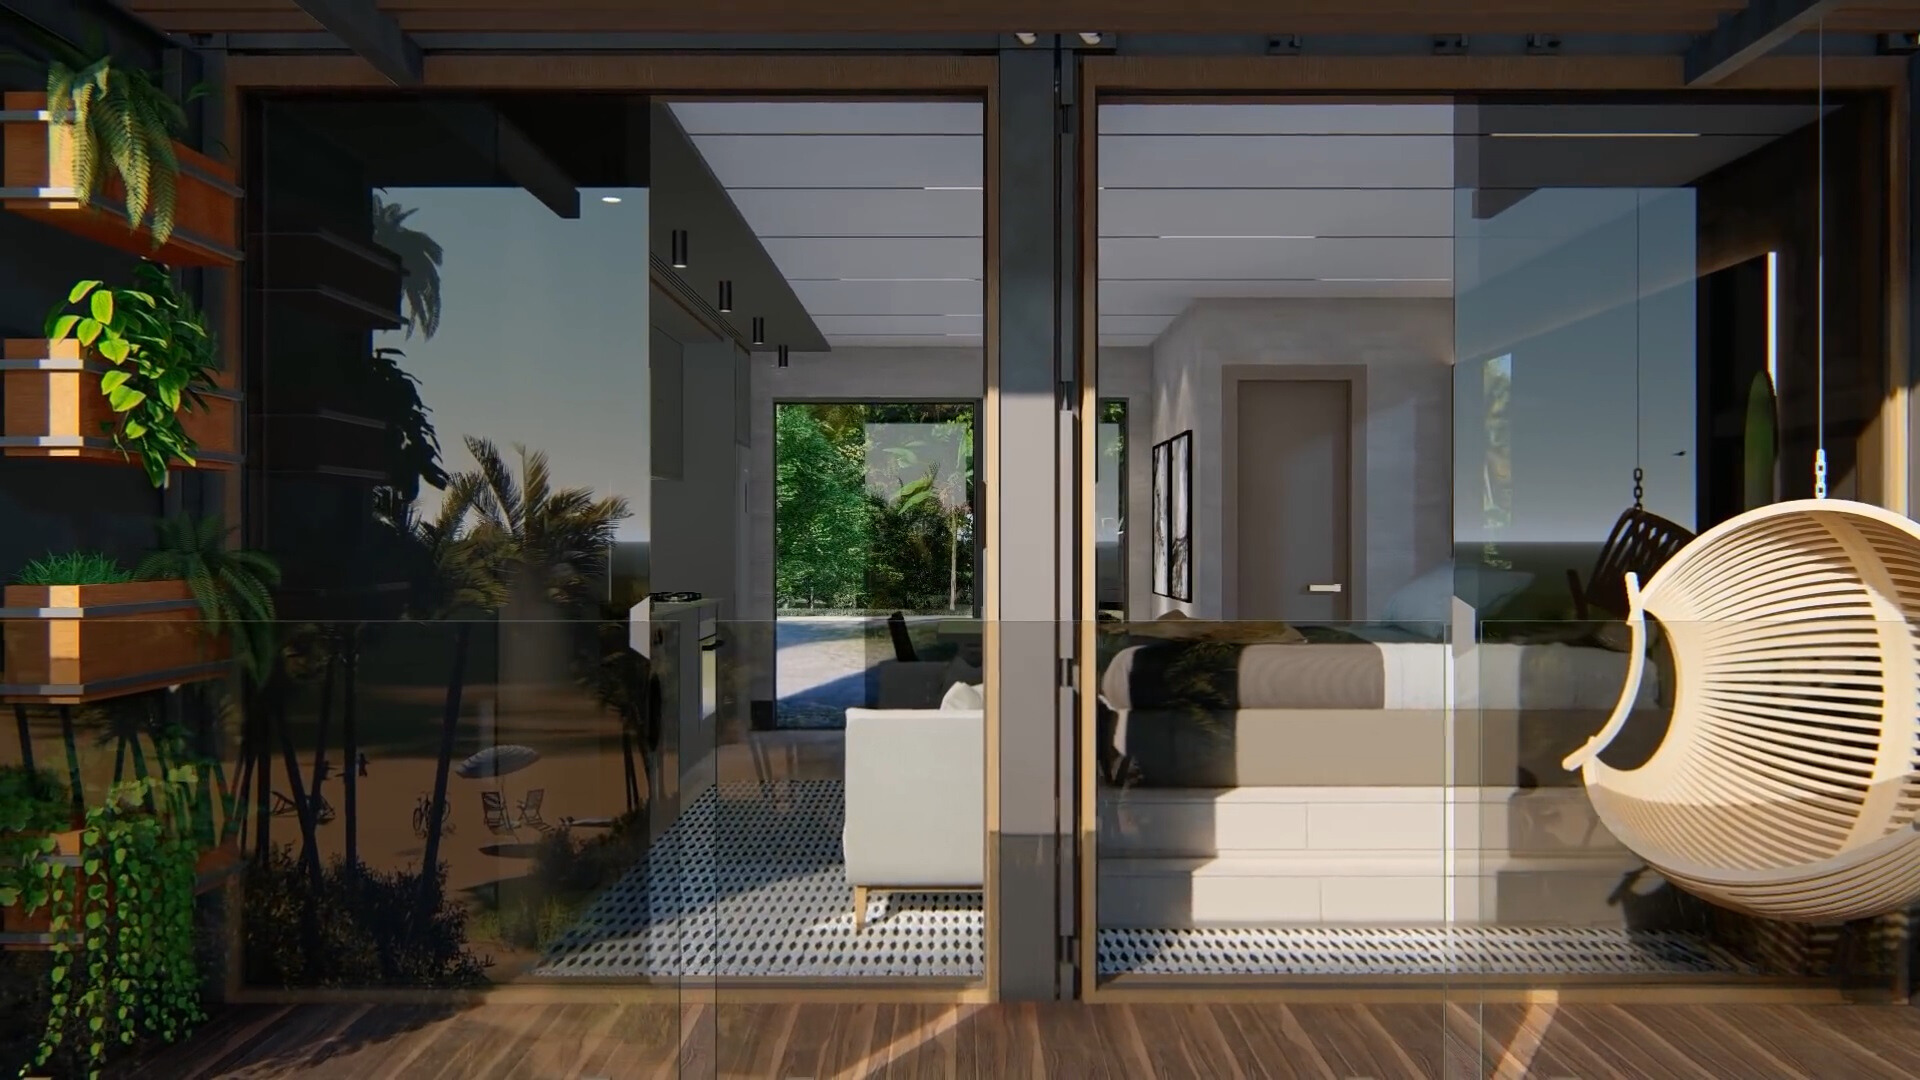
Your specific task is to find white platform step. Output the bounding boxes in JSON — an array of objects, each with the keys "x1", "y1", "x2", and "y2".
[
  {"x1": 1098, "y1": 785, "x2": 1628, "y2": 860},
  {"x1": 1098, "y1": 850, "x2": 1645, "y2": 928}
]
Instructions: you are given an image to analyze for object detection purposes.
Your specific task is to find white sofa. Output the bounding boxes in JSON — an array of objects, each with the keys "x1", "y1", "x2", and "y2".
[{"x1": 842, "y1": 705, "x2": 985, "y2": 928}]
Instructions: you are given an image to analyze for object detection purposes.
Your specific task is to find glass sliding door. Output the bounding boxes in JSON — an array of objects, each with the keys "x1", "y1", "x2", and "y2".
[{"x1": 1451, "y1": 94, "x2": 1899, "y2": 999}]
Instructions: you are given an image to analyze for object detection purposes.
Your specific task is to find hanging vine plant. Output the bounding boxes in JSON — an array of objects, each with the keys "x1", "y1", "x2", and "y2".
[
  {"x1": 27, "y1": 768, "x2": 204, "y2": 1080},
  {"x1": 45, "y1": 263, "x2": 219, "y2": 487}
]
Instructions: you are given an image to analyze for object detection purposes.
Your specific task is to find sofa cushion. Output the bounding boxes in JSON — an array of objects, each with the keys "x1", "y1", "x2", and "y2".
[{"x1": 941, "y1": 681, "x2": 985, "y2": 711}]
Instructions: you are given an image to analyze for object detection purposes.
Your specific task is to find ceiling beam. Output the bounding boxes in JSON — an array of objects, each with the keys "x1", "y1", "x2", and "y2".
[
  {"x1": 1684, "y1": 0, "x2": 1845, "y2": 85},
  {"x1": 490, "y1": 113, "x2": 582, "y2": 219},
  {"x1": 287, "y1": 2, "x2": 579, "y2": 217},
  {"x1": 287, "y1": 0, "x2": 422, "y2": 85}
]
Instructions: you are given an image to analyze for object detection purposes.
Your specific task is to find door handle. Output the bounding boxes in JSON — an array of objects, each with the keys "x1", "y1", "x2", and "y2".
[{"x1": 1307, "y1": 583, "x2": 1344, "y2": 594}]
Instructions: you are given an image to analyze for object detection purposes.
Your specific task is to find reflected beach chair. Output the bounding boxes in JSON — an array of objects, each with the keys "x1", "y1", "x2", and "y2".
[
  {"x1": 519, "y1": 788, "x2": 555, "y2": 834},
  {"x1": 481, "y1": 790, "x2": 520, "y2": 837}
]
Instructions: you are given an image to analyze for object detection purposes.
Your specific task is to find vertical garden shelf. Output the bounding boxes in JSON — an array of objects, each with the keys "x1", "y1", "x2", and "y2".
[
  {"x1": 0, "y1": 581, "x2": 230, "y2": 704},
  {"x1": 0, "y1": 338, "x2": 238, "y2": 468},
  {"x1": 1, "y1": 91, "x2": 242, "y2": 267}
]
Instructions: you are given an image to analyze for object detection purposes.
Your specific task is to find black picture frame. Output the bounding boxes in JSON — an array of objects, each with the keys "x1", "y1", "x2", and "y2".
[{"x1": 1151, "y1": 430, "x2": 1193, "y2": 602}]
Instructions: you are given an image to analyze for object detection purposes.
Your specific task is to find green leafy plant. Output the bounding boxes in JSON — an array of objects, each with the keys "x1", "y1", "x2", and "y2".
[
  {"x1": 0, "y1": 9, "x2": 205, "y2": 248},
  {"x1": 373, "y1": 192, "x2": 444, "y2": 340},
  {"x1": 12, "y1": 552, "x2": 134, "y2": 586},
  {"x1": 29, "y1": 768, "x2": 204, "y2": 1079},
  {"x1": 135, "y1": 516, "x2": 281, "y2": 681},
  {"x1": 0, "y1": 767, "x2": 73, "y2": 917},
  {"x1": 46, "y1": 264, "x2": 219, "y2": 487}
]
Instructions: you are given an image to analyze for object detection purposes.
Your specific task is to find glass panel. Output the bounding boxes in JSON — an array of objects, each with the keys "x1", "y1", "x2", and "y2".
[
  {"x1": 662, "y1": 99, "x2": 989, "y2": 995},
  {"x1": 1452, "y1": 88, "x2": 1901, "y2": 1010}
]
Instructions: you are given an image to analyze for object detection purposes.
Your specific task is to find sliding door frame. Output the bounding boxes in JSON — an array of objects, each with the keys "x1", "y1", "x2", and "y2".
[
  {"x1": 217, "y1": 53, "x2": 1005, "y2": 1006},
  {"x1": 1074, "y1": 54, "x2": 1913, "y2": 1004}
]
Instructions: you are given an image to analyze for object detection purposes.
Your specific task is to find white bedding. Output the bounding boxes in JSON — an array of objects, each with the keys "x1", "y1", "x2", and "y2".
[{"x1": 1383, "y1": 642, "x2": 1658, "y2": 713}]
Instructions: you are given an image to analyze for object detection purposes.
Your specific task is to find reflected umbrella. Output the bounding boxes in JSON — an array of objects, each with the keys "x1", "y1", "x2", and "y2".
[{"x1": 456, "y1": 744, "x2": 540, "y2": 780}]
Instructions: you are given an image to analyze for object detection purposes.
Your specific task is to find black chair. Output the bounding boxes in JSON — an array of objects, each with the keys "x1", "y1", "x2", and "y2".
[{"x1": 886, "y1": 611, "x2": 918, "y2": 662}]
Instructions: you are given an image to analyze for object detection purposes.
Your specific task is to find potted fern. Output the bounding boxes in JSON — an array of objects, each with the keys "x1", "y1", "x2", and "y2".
[
  {"x1": 2, "y1": 265, "x2": 235, "y2": 485},
  {"x1": 0, "y1": 27, "x2": 239, "y2": 265},
  {"x1": 0, "y1": 519, "x2": 278, "y2": 704}
]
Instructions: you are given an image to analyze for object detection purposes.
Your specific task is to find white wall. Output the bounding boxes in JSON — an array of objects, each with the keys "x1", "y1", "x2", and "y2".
[
  {"x1": 651, "y1": 339, "x2": 747, "y2": 621},
  {"x1": 1149, "y1": 298, "x2": 1454, "y2": 621}
]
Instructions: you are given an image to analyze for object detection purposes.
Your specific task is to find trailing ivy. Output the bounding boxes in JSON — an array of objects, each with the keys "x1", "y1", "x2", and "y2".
[
  {"x1": 28, "y1": 768, "x2": 204, "y2": 1080},
  {"x1": 45, "y1": 264, "x2": 220, "y2": 488},
  {"x1": 0, "y1": 767, "x2": 72, "y2": 921}
]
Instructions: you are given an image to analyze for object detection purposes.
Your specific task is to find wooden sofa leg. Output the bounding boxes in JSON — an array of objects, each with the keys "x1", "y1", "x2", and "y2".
[{"x1": 853, "y1": 886, "x2": 870, "y2": 930}]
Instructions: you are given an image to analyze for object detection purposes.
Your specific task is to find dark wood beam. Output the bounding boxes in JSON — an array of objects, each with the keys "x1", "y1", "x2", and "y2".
[
  {"x1": 490, "y1": 113, "x2": 581, "y2": 219},
  {"x1": 286, "y1": 0, "x2": 422, "y2": 85},
  {"x1": 281, "y1": 4, "x2": 579, "y2": 217},
  {"x1": 1684, "y1": 0, "x2": 1846, "y2": 85}
]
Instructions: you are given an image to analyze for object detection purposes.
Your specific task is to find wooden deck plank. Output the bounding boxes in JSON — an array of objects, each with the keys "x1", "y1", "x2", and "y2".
[
  {"x1": 1219, "y1": 1003, "x2": 1324, "y2": 1080},
  {"x1": 1290, "y1": 1004, "x2": 1416, "y2": 1080},
  {"x1": 1622, "y1": 1004, "x2": 1810, "y2": 1080},
  {"x1": 134, "y1": 999, "x2": 1920, "y2": 1080},
  {"x1": 1734, "y1": 1005, "x2": 1917, "y2": 1079},
  {"x1": 1359, "y1": 1004, "x2": 1447, "y2": 1079}
]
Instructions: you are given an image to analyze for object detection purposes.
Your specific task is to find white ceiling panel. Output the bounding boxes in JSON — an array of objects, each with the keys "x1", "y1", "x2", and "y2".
[
  {"x1": 812, "y1": 315, "x2": 983, "y2": 336},
  {"x1": 672, "y1": 101, "x2": 983, "y2": 135},
  {"x1": 1100, "y1": 135, "x2": 1455, "y2": 190},
  {"x1": 728, "y1": 188, "x2": 982, "y2": 237},
  {"x1": 789, "y1": 278, "x2": 981, "y2": 316},
  {"x1": 763, "y1": 236, "x2": 982, "y2": 281},
  {"x1": 1102, "y1": 104, "x2": 1454, "y2": 136},
  {"x1": 1099, "y1": 187, "x2": 1452, "y2": 239},
  {"x1": 1099, "y1": 278, "x2": 1454, "y2": 318},
  {"x1": 1100, "y1": 236, "x2": 1453, "y2": 283},
  {"x1": 687, "y1": 134, "x2": 981, "y2": 189},
  {"x1": 1100, "y1": 314, "x2": 1178, "y2": 336},
  {"x1": 826, "y1": 336, "x2": 983, "y2": 349}
]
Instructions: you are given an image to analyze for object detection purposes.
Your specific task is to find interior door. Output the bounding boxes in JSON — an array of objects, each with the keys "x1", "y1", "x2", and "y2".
[{"x1": 1237, "y1": 379, "x2": 1353, "y2": 623}]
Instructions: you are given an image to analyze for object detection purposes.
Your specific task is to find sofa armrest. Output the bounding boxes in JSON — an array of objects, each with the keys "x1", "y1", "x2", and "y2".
[{"x1": 842, "y1": 708, "x2": 985, "y2": 888}]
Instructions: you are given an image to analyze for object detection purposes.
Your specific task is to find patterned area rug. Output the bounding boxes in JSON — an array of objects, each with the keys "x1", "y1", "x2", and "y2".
[
  {"x1": 1098, "y1": 926, "x2": 1754, "y2": 978},
  {"x1": 537, "y1": 780, "x2": 984, "y2": 978},
  {"x1": 537, "y1": 780, "x2": 1749, "y2": 981}
]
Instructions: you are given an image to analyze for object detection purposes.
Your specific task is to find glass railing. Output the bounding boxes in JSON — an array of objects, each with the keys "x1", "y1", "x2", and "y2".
[{"x1": 1, "y1": 607, "x2": 1904, "y2": 1066}]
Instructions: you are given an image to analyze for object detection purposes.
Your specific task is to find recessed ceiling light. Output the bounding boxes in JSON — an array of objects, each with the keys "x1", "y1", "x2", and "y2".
[
  {"x1": 1489, "y1": 131, "x2": 1699, "y2": 138},
  {"x1": 601, "y1": 195, "x2": 622, "y2": 204},
  {"x1": 1079, "y1": 32, "x2": 1102, "y2": 45}
]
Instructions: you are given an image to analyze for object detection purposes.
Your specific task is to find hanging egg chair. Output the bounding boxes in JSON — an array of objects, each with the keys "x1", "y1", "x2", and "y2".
[{"x1": 1562, "y1": 498, "x2": 1920, "y2": 923}]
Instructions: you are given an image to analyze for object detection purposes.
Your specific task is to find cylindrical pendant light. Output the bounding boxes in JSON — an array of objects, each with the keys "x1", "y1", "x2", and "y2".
[
  {"x1": 751, "y1": 317, "x2": 766, "y2": 346},
  {"x1": 777, "y1": 345, "x2": 790, "y2": 368},
  {"x1": 670, "y1": 229, "x2": 689, "y2": 269},
  {"x1": 717, "y1": 280, "x2": 734, "y2": 313}
]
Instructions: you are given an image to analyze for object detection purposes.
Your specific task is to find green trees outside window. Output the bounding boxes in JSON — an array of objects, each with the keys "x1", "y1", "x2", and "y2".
[{"x1": 774, "y1": 403, "x2": 976, "y2": 615}]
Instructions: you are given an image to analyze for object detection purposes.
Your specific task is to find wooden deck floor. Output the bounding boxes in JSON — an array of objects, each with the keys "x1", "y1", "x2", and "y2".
[{"x1": 129, "y1": 999, "x2": 1920, "y2": 1078}]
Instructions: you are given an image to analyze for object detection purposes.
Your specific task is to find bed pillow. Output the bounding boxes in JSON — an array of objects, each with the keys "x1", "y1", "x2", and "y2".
[{"x1": 1383, "y1": 566, "x2": 1533, "y2": 639}]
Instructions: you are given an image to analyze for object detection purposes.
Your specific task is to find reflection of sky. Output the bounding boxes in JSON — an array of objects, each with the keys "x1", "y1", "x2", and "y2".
[
  {"x1": 1454, "y1": 188, "x2": 1698, "y2": 543},
  {"x1": 373, "y1": 187, "x2": 651, "y2": 542}
]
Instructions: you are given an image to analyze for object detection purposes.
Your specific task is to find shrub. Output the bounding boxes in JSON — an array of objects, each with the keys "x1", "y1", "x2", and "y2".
[{"x1": 242, "y1": 847, "x2": 490, "y2": 989}]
